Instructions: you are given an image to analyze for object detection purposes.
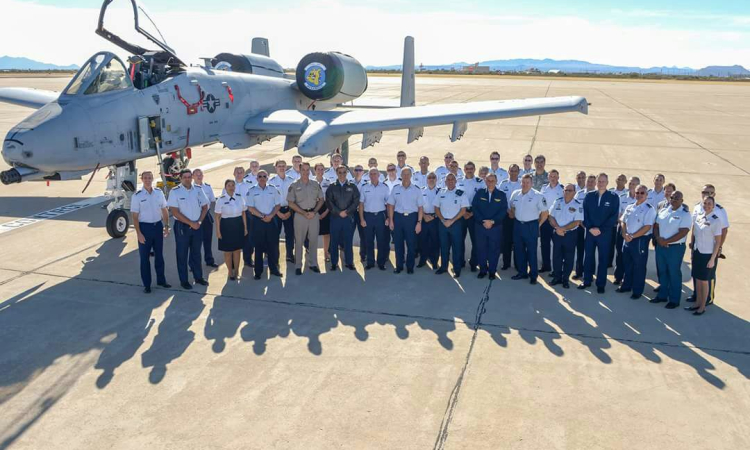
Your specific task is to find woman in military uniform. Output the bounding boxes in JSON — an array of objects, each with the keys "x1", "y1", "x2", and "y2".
[{"x1": 215, "y1": 180, "x2": 247, "y2": 280}]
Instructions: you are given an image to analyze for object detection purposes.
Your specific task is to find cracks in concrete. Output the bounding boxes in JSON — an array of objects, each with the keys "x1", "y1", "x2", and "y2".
[{"x1": 433, "y1": 280, "x2": 492, "y2": 450}]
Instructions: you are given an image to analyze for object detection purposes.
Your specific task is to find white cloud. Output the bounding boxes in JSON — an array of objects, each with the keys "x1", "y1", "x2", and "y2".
[{"x1": 0, "y1": 0, "x2": 748, "y2": 69}]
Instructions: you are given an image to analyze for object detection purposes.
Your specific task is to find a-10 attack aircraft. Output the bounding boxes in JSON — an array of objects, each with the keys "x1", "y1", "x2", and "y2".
[{"x1": 0, "y1": 0, "x2": 588, "y2": 238}]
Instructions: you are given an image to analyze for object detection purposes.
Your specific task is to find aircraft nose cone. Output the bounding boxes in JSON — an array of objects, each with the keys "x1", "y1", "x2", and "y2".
[{"x1": 3, "y1": 131, "x2": 34, "y2": 166}]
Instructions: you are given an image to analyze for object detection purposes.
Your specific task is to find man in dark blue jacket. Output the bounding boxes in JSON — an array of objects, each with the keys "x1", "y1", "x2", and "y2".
[
  {"x1": 472, "y1": 173, "x2": 508, "y2": 279},
  {"x1": 579, "y1": 173, "x2": 620, "y2": 293}
]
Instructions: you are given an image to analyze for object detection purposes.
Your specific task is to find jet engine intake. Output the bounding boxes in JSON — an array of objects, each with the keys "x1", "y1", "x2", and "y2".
[{"x1": 296, "y1": 52, "x2": 367, "y2": 103}]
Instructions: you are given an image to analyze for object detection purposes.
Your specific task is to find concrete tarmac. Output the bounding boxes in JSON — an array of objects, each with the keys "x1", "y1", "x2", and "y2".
[{"x1": 0, "y1": 75, "x2": 749, "y2": 449}]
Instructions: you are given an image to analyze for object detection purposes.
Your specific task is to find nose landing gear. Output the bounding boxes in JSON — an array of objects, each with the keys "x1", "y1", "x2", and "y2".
[{"x1": 104, "y1": 162, "x2": 137, "y2": 238}]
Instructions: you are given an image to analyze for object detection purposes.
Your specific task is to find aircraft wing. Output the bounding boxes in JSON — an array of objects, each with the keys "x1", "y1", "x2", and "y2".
[
  {"x1": 245, "y1": 95, "x2": 588, "y2": 156},
  {"x1": 0, "y1": 88, "x2": 59, "y2": 109}
]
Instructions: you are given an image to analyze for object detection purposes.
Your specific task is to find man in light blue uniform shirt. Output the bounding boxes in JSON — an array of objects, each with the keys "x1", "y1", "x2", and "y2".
[
  {"x1": 614, "y1": 176, "x2": 640, "y2": 284},
  {"x1": 131, "y1": 171, "x2": 171, "y2": 293},
  {"x1": 548, "y1": 184, "x2": 583, "y2": 289},
  {"x1": 653, "y1": 191, "x2": 692, "y2": 308},
  {"x1": 387, "y1": 168, "x2": 424, "y2": 274},
  {"x1": 498, "y1": 164, "x2": 522, "y2": 271},
  {"x1": 359, "y1": 168, "x2": 390, "y2": 270},
  {"x1": 246, "y1": 170, "x2": 283, "y2": 279},
  {"x1": 509, "y1": 173, "x2": 549, "y2": 284},
  {"x1": 617, "y1": 185, "x2": 657, "y2": 300},
  {"x1": 539, "y1": 169, "x2": 564, "y2": 274},
  {"x1": 435, "y1": 173, "x2": 470, "y2": 278},
  {"x1": 418, "y1": 172, "x2": 441, "y2": 269},
  {"x1": 489, "y1": 151, "x2": 509, "y2": 182},
  {"x1": 167, "y1": 169, "x2": 210, "y2": 290}
]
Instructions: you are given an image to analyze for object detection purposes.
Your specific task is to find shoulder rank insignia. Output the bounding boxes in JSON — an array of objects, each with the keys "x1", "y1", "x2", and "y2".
[{"x1": 455, "y1": 190, "x2": 464, "y2": 196}]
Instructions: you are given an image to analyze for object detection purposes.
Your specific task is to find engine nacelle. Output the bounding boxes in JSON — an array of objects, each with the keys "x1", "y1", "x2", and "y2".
[
  {"x1": 212, "y1": 53, "x2": 285, "y2": 78},
  {"x1": 296, "y1": 52, "x2": 368, "y2": 103}
]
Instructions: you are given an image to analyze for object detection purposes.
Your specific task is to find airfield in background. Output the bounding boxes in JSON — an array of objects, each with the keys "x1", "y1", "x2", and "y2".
[{"x1": 0, "y1": 74, "x2": 748, "y2": 449}]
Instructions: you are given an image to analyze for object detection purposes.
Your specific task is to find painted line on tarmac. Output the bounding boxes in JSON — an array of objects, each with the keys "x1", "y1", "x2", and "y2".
[{"x1": 0, "y1": 195, "x2": 110, "y2": 235}]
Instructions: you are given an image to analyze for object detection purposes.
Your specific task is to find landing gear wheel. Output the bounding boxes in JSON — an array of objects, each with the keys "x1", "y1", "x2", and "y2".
[{"x1": 106, "y1": 209, "x2": 129, "y2": 238}]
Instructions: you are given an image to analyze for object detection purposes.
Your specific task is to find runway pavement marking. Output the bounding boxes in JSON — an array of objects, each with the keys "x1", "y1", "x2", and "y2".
[{"x1": 0, "y1": 195, "x2": 110, "y2": 235}]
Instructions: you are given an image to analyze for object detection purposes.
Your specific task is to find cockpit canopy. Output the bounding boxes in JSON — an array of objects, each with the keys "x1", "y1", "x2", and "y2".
[{"x1": 63, "y1": 52, "x2": 133, "y2": 96}]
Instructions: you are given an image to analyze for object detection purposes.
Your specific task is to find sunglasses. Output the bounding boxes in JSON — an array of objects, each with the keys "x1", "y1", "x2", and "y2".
[
  {"x1": 387, "y1": 168, "x2": 396, "y2": 172},
  {"x1": 564, "y1": 189, "x2": 575, "y2": 192},
  {"x1": 491, "y1": 157, "x2": 500, "y2": 161},
  {"x1": 355, "y1": 168, "x2": 363, "y2": 172},
  {"x1": 397, "y1": 154, "x2": 406, "y2": 158},
  {"x1": 636, "y1": 192, "x2": 646, "y2": 196},
  {"x1": 701, "y1": 190, "x2": 713, "y2": 195},
  {"x1": 257, "y1": 175, "x2": 267, "y2": 179}
]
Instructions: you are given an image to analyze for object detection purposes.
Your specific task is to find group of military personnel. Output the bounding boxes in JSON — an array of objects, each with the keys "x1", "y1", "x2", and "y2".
[{"x1": 131, "y1": 150, "x2": 728, "y2": 316}]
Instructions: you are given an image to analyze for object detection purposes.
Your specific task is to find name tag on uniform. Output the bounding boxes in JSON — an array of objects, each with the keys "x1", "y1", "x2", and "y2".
[
  {"x1": 346, "y1": 188, "x2": 352, "y2": 192},
  {"x1": 604, "y1": 202, "x2": 610, "y2": 207},
  {"x1": 494, "y1": 198, "x2": 501, "y2": 202},
  {"x1": 569, "y1": 207, "x2": 576, "y2": 212}
]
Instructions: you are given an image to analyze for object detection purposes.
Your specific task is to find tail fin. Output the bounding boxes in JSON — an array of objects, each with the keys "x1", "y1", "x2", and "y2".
[
  {"x1": 252, "y1": 38, "x2": 270, "y2": 57},
  {"x1": 400, "y1": 36, "x2": 415, "y2": 107}
]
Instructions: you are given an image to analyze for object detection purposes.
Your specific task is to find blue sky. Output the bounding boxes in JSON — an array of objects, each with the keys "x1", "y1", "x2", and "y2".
[{"x1": 2, "y1": 0, "x2": 750, "y2": 68}]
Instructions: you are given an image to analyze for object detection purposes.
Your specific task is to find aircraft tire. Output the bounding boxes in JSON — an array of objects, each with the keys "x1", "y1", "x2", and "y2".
[{"x1": 106, "y1": 209, "x2": 129, "y2": 239}]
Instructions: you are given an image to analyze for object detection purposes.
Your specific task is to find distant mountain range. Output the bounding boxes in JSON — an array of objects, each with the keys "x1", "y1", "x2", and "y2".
[
  {"x1": 367, "y1": 58, "x2": 750, "y2": 77},
  {"x1": 0, "y1": 56, "x2": 79, "y2": 71}
]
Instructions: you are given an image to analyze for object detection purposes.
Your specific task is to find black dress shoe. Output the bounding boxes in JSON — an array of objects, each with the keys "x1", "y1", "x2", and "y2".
[
  {"x1": 615, "y1": 287, "x2": 630, "y2": 293},
  {"x1": 577, "y1": 284, "x2": 591, "y2": 290},
  {"x1": 572, "y1": 274, "x2": 582, "y2": 280},
  {"x1": 286, "y1": 256, "x2": 295, "y2": 263},
  {"x1": 630, "y1": 294, "x2": 641, "y2": 300},
  {"x1": 330, "y1": 264, "x2": 338, "y2": 271},
  {"x1": 254, "y1": 275, "x2": 261, "y2": 280},
  {"x1": 654, "y1": 286, "x2": 661, "y2": 292},
  {"x1": 706, "y1": 299, "x2": 714, "y2": 306},
  {"x1": 649, "y1": 298, "x2": 667, "y2": 304},
  {"x1": 417, "y1": 262, "x2": 426, "y2": 268},
  {"x1": 229, "y1": 276, "x2": 237, "y2": 281},
  {"x1": 365, "y1": 264, "x2": 374, "y2": 270},
  {"x1": 665, "y1": 303, "x2": 679, "y2": 309},
  {"x1": 295, "y1": 268, "x2": 302, "y2": 276},
  {"x1": 500, "y1": 265, "x2": 509, "y2": 271},
  {"x1": 562, "y1": 281, "x2": 570, "y2": 289},
  {"x1": 614, "y1": 279, "x2": 622, "y2": 285},
  {"x1": 477, "y1": 272, "x2": 487, "y2": 279},
  {"x1": 511, "y1": 274, "x2": 528, "y2": 280},
  {"x1": 394, "y1": 268, "x2": 402, "y2": 274},
  {"x1": 435, "y1": 268, "x2": 447, "y2": 275},
  {"x1": 206, "y1": 262, "x2": 219, "y2": 268},
  {"x1": 685, "y1": 296, "x2": 696, "y2": 303},
  {"x1": 245, "y1": 260, "x2": 254, "y2": 267},
  {"x1": 470, "y1": 266, "x2": 478, "y2": 273},
  {"x1": 309, "y1": 266, "x2": 320, "y2": 273},
  {"x1": 549, "y1": 278, "x2": 562, "y2": 286},
  {"x1": 378, "y1": 265, "x2": 386, "y2": 271},
  {"x1": 195, "y1": 278, "x2": 209, "y2": 286},
  {"x1": 539, "y1": 267, "x2": 550, "y2": 273},
  {"x1": 270, "y1": 270, "x2": 283, "y2": 277},
  {"x1": 529, "y1": 278, "x2": 537, "y2": 285},
  {"x1": 345, "y1": 264, "x2": 356, "y2": 271},
  {"x1": 489, "y1": 272, "x2": 497, "y2": 280},
  {"x1": 693, "y1": 310, "x2": 705, "y2": 316},
  {"x1": 144, "y1": 287, "x2": 152, "y2": 294},
  {"x1": 407, "y1": 268, "x2": 414, "y2": 274},
  {"x1": 597, "y1": 286, "x2": 605, "y2": 294},
  {"x1": 453, "y1": 271, "x2": 461, "y2": 278},
  {"x1": 157, "y1": 283, "x2": 172, "y2": 288},
  {"x1": 685, "y1": 305, "x2": 700, "y2": 311},
  {"x1": 181, "y1": 282, "x2": 193, "y2": 290}
]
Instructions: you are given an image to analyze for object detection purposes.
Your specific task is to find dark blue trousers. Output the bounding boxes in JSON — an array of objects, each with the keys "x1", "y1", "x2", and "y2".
[
  {"x1": 501, "y1": 215, "x2": 516, "y2": 270},
  {"x1": 356, "y1": 217, "x2": 367, "y2": 262},
  {"x1": 275, "y1": 207, "x2": 295, "y2": 260},
  {"x1": 583, "y1": 228, "x2": 613, "y2": 287},
  {"x1": 552, "y1": 229, "x2": 577, "y2": 281},
  {"x1": 514, "y1": 219, "x2": 539, "y2": 278},
  {"x1": 174, "y1": 221, "x2": 203, "y2": 283},
  {"x1": 330, "y1": 215, "x2": 355, "y2": 267},
  {"x1": 439, "y1": 219, "x2": 463, "y2": 271},
  {"x1": 393, "y1": 213, "x2": 418, "y2": 270},
  {"x1": 614, "y1": 225, "x2": 626, "y2": 282},
  {"x1": 138, "y1": 221, "x2": 166, "y2": 288},
  {"x1": 200, "y1": 212, "x2": 215, "y2": 264},
  {"x1": 575, "y1": 227, "x2": 585, "y2": 277},
  {"x1": 364, "y1": 211, "x2": 389, "y2": 267},
  {"x1": 622, "y1": 235, "x2": 649, "y2": 296},
  {"x1": 419, "y1": 217, "x2": 439, "y2": 266},
  {"x1": 252, "y1": 216, "x2": 280, "y2": 276},
  {"x1": 656, "y1": 243, "x2": 686, "y2": 305},
  {"x1": 475, "y1": 222, "x2": 502, "y2": 274},
  {"x1": 539, "y1": 220, "x2": 554, "y2": 271},
  {"x1": 243, "y1": 211, "x2": 254, "y2": 265},
  {"x1": 461, "y1": 213, "x2": 477, "y2": 268}
]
